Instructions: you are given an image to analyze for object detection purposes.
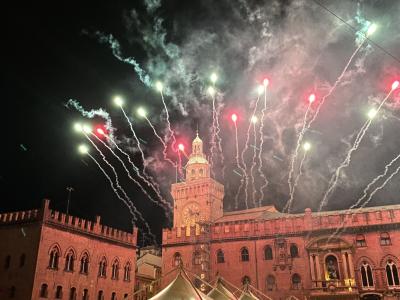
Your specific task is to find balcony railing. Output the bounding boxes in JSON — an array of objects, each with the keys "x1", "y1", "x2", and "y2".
[{"x1": 311, "y1": 279, "x2": 358, "y2": 295}]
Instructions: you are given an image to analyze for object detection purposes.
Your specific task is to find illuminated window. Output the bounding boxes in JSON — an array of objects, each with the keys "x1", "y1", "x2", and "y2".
[
  {"x1": 241, "y1": 247, "x2": 249, "y2": 262},
  {"x1": 356, "y1": 235, "x2": 367, "y2": 247},
  {"x1": 216, "y1": 249, "x2": 225, "y2": 263},
  {"x1": 264, "y1": 246, "x2": 273, "y2": 260}
]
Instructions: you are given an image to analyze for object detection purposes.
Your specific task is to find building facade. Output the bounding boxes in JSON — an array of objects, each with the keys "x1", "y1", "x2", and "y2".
[
  {"x1": 0, "y1": 199, "x2": 137, "y2": 300},
  {"x1": 162, "y1": 134, "x2": 400, "y2": 300}
]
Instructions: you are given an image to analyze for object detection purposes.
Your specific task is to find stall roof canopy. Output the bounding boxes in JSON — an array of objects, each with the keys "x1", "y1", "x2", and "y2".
[{"x1": 207, "y1": 279, "x2": 237, "y2": 300}]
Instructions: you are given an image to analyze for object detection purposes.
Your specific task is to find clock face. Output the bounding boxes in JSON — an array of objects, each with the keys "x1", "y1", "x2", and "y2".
[{"x1": 182, "y1": 203, "x2": 201, "y2": 226}]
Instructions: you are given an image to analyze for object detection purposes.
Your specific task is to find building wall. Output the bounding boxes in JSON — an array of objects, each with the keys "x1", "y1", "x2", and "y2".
[
  {"x1": 162, "y1": 207, "x2": 400, "y2": 299},
  {"x1": 0, "y1": 209, "x2": 42, "y2": 300}
]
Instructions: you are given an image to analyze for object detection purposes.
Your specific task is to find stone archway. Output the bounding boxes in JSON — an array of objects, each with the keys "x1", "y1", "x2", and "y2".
[{"x1": 361, "y1": 293, "x2": 381, "y2": 300}]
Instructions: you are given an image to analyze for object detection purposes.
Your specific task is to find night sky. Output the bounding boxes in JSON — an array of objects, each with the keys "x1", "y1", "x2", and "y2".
[{"x1": 2, "y1": 1, "x2": 400, "y2": 245}]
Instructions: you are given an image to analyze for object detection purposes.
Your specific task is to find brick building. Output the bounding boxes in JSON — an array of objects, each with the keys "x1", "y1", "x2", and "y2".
[
  {"x1": 0, "y1": 199, "x2": 137, "y2": 300},
  {"x1": 162, "y1": 134, "x2": 400, "y2": 300}
]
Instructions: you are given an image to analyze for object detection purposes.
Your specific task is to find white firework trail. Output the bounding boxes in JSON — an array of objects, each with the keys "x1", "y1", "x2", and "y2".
[
  {"x1": 257, "y1": 85, "x2": 269, "y2": 207},
  {"x1": 143, "y1": 115, "x2": 176, "y2": 167},
  {"x1": 239, "y1": 94, "x2": 261, "y2": 208},
  {"x1": 250, "y1": 121, "x2": 258, "y2": 207},
  {"x1": 87, "y1": 153, "x2": 156, "y2": 244},
  {"x1": 92, "y1": 133, "x2": 171, "y2": 219},
  {"x1": 106, "y1": 135, "x2": 173, "y2": 213},
  {"x1": 233, "y1": 120, "x2": 248, "y2": 209},
  {"x1": 159, "y1": 90, "x2": 177, "y2": 152},
  {"x1": 209, "y1": 93, "x2": 218, "y2": 177},
  {"x1": 284, "y1": 150, "x2": 307, "y2": 213},
  {"x1": 319, "y1": 88, "x2": 395, "y2": 211},
  {"x1": 214, "y1": 96, "x2": 224, "y2": 177},
  {"x1": 287, "y1": 102, "x2": 312, "y2": 202}
]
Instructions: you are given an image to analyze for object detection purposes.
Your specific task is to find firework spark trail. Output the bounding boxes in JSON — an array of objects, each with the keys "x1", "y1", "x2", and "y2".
[
  {"x1": 209, "y1": 93, "x2": 217, "y2": 177},
  {"x1": 159, "y1": 91, "x2": 177, "y2": 152},
  {"x1": 214, "y1": 98, "x2": 224, "y2": 177},
  {"x1": 106, "y1": 135, "x2": 173, "y2": 213},
  {"x1": 284, "y1": 151, "x2": 307, "y2": 213},
  {"x1": 287, "y1": 103, "x2": 312, "y2": 203},
  {"x1": 319, "y1": 89, "x2": 394, "y2": 211},
  {"x1": 66, "y1": 99, "x2": 114, "y2": 137},
  {"x1": 144, "y1": 115, "x2": 176, "y2": 167},
  {"x1": 233, "y1": 120, "x2": 248, "y2": 209},
  {"x1": 239, "y1": 95, "x2": 261, "y2": 208},
  {"x1": 306, "y1": 40, "x2": 366, "y2": 132},
  {"x1": 92, "y1": 134, "x2": 171, "y2": 219},
  {"x1": 250, "y1": 121, "x2": 258, "y2": 207},
  {"x1": 87, "y1": 153, "x2": 157, "y2": 244},
  {"x1": 257, "y1": 86, "x2": 269, "y2": 207},
  {"x1": 328, "y1": 153, "x2": 400, "y2": 241},
  {"x1": 177, "y1": 150, "x2": 183, "y2": 180}
]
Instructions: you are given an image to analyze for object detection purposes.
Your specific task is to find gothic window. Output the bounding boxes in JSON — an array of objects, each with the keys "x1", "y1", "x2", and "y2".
[
  {"x1": 356, "y1": 234, "x2": 367, "y2": 247},
  {"x1": 264, "y1": 246, "x2": 273, "y2": 260},
  {"x1": 111, "y1": 292, "x2": 116, "y2": 300},
  {"x1": 242, "y1": 276, "x2": 251, "y2": 285},
  {"x1": 97, "y1": 291, "x2": 104, "y2": 300},
  {"x1": 290, "y1": 244, "x2": 299, "y2": 258},
  {"x1": 380, "y1": 232, "x2": 391, "y2": 246},
  {"x1": 291, "y1": 274, "x2": 301, "y2": 290},
  {"x1": 80, "y1": 252, "x2": 89, "y2": 274},
  {"x1": 98, "y1": 257, "x2": 107, "y2": 277},
  {"x1": 49, "y1": 247, "x2": 59, "y2": 269},
  {"x1": 65, "y1": 250, "x2": 75, "y2": 272},
  {"x1": 173, "y1": 252, "x2": 181, "y2": 267},
  {"x1": 386, "y1": 260, "x2": 400, "y2": 287},
  {"x1": 40, "y1": 284, "x2": 48, "y2": 298},
  {"x1": 69, "y1": 287, "x2": 76, "y2": 300},
  {"x1": 20, "y1": 254, "x2": 26, "y2": 267},
  {"x1": 111, "y1": 259, "x2": 119, "y2": 280},
  {"x1": 217, "y1": 249, "x2": 225, "y2": 263},
  {"x1": 82, "y1": 289, "x2": 89, "y2": 300},
  {"x1": 193, "y1": 251, "x2": 201, "y2": 265},
  {"x1": 124, "y1": 262, "x2": 131, "y2": 281},
  {"x1": 55, "y1": 286, "x2": 63, "y2": 299},
  {"x1": 361, "y1": 262, "x2": 374, "y2": 288},
  {"x1": 4, "y1": 255, "x2": 11, "y2": 269},
  {"x1": 241, "y1": 247, "x2": 249, "y2": 262},
  {"x1": 266, "y1": 275, "x2": 276, "y2": 291},
  {"x1": 9, "y1": 286, "x2": 15, "y2": 298}
]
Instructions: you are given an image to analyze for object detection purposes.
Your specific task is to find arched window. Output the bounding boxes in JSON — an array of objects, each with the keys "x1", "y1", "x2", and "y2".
[
  {"x1": 80, "y1": 252, "x2": 89, "y2": 274},
  {"x1": 264, "y1": 246, "x2": 273, "y2": 260},
  {"x1": 9, "y1": 286, "x2": 16, "y2": 298},
  {"x1": 124, "y1": 293, "x2": 128, "y2": 299},
  {"x1": 380, "y1": 232, "x2": 391, "y2": 246},
  {"x1": 49, "y1": 247, "x2": 59, "y2": 269},
  {"x1": 40, "y1": 284, "x2": 48, "y2": 298},
  {"x1": 193, "y1": 251, "x2": 201, "y2": 265},
  {"x1": 111, "y1": 292, "x2": 116, "y2": 300},
  {"x1": 98, "y1": 257, "x2": 107, "y2": 277},
  {"x1": 217, "y1": 249, "x2": 225, "y2": 263},
  {"x1": 4, "y1": 255, "x2": 11, "y2": 269},
  {"x1": 69, "y1": 287, "x2": 76, "y2": 300},
  {"x1": 82, "y1": 289, "x2": 89, "y2": 300},
  {"x1": 65, "y1": 250, "x2": 75, "y2": 272},
  {"x1": 55, "y1": 286, "x2": 63, "y2": 299},
  {"x1": 266, "y1": 275, "x2": 276, "y2": 291},
  {"x1": 386, "y1": 260, "x2": 400, "y2": 287},
  {"x1": 124, "y1": 262, "x2": 131, "y2": 281},
  {"x1": 360, "y1": 262, "x2": 374, "y2": 288},
  {"x1": 97, "y1": 290, "x2": 104, "y2": 300},
  {"x1": 242, "y1": 276, "x2": 251, "y2": 285},
  {"x1": 241, "y1": 247, "x2": 249, "y2": 262},
  {"x1": 356, "y1": 234, "x2": 367, "y2": 247},
  {"x1": 111, "y1": 259, "x2": 119, "y2": 280},
  {"x1": 173, "y1": 252, "x2": 181, "y2": 267},
  {"x1": 291, "y1": 274, "x2": 301, "y2": 290},
  {"x1": 290, "y1": 244, "x2": 299, "y2": 258},
  {"x1": 20, "y1": 254, "x2": 26, "y2": 267}
]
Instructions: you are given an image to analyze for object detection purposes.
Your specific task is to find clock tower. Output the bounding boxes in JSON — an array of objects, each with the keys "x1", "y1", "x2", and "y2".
[{"x1": 171, "y1": 133, "x2": 224, "y2": 229}]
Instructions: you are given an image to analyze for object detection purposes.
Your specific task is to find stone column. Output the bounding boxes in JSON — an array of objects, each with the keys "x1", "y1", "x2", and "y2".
[
  {"x1": 347, "y1": 252, "x2": 355, "y2": 278},
  {"x1": 342, "y1": 252, "x2": 349, "y2": 279},
  {"x1": 310, "y1": 255, "x2": 316, "y2": 281},
  {"x1": 315, "y1": 254, "x2": 322, "y2": 287}
]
